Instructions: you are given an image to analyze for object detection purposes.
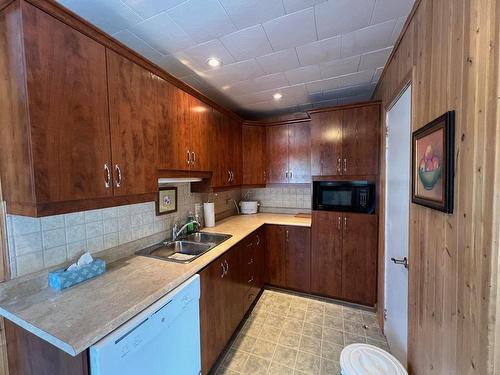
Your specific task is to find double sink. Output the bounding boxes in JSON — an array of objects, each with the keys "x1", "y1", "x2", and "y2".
[{"x1": 136, "y1": 232, "x2": 232, "y2": 263}]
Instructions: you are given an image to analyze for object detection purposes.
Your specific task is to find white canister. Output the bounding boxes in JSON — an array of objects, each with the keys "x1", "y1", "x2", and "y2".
[{"x1": 203, "y1": 202, "x2": 215, "y2": 227}]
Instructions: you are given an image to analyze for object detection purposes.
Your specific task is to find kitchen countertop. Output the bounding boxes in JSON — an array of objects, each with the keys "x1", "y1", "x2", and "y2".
[{"x1": 0, "y1": 213, "x2": 310, "y2": 356}]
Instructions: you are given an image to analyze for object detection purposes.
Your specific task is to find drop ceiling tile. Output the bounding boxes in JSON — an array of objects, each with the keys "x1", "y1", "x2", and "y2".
[
  {"x1": 203, "y1": 59, "x2": 265, "y2": 86},
  {"x1": 285, "y1": 65, "x2": 321, "y2": 85},
  {"x1": 223, "y1": 79, "x2": 261, "y2": 96},
  {"x1": 371, "y1": 0, "x2": 414, "y2": 24},
  {"x1": 341, "y1": 20, "x2": 396, "y2": 58},
  {"x1": 131, "y1": 12, "x2": 195, "y2": 54},
  {"x1": 167, "y1": 0, "x2": 236, "y2": 43},
  {"x1": 175, "y1": 39, "x2": 236, "y2": 72},
  {"x1": 262, "y1": 8, "x2": 317, "y2": 50},
  {"x1": 391, "y1": 16, "x2": 407, "y2": 43},
  {"x1": 322, "y1": 83, "x2": 375, "y2": 100},
  {"x1": 312, "y1": 98, "x2": 339, "y2": 108},
  {"x1": 278, "y1": 84, "x2": 310, "y2": 101},
  {"x1": 256, "y1": 49, "x2": 301, "y2": 75},
  {"x1": 112, "y1": 30, "x2": 164, "y2": 62},
  {"x1": 121, "y1": 0, "x2": 186, "y2": 19},
  {"x1": 315, "y1": 0, "x2": 375, "y2": 39},
  {"x1": 296, "y1": 36, "x2": 341, "y2": 66},
  {"x1": 253, "y1": 73, "x2": 290, "y2": 92},
  {"x1": 306, "y1": 76, "x2": 343, "y2": 94},
  {"x1": 319, "y1": 56, "x2": 360, "y2": 79},
  {"x1": 57, "y1": 0, "x2": 143, "y2": 34},
  {"x1": 337, "y1": 93, "x2": 372, "y2": 105},
  {"x1": 283, "y1": 0, "x2": 327, "y2": 14},
  {"x1": 219, "y1": 0, "x2": 285, "y2": 29},
  {"x1": 338, "y1": 70, "x2": 375, "y2": 87},
  {"x1": 156, "y1": 55, "x2": 195, "y2": 78},
  {"x1": 220, "y1": 25, "x2": 273, "y2": 61},
  {"x1": 372, "y1": 67, "x2": 384, "y2": 82},
  {"x1": 358, "y1": 47, "x2": 392, "y2": 71}
]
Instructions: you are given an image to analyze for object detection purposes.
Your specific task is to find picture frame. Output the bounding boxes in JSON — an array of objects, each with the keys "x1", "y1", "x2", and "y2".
[
  {"x1": 156, "y1": 186, "x2": 177, "y2": 215},
  {"x1": 411, "y1": 111, "x2": 455, "y2": 213}
]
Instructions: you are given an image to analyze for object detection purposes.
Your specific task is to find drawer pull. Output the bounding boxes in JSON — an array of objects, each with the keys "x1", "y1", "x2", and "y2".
[
  {"x1": 248, "y1": 276, "x2": 254, "y2": 283},
  {"x1": 246, "y1": 242, "x2": 253, "y2": 247},
  {"x1": 248, "y1": 258, "x2": 254, "y2": 265}
]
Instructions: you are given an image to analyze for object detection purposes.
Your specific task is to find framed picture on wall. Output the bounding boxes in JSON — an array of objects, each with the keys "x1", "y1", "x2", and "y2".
[
  {"x1": 411, "y1": 111, "x2": 455, "y2": 213},
  {"x1": 156, "y1": 187, "x2": 177, "y2": 215}
]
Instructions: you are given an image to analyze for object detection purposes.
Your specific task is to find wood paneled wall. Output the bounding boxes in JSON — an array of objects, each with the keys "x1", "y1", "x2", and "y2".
[{"x1": 373, "y1": 0, "x2": 500, "y2": 374}]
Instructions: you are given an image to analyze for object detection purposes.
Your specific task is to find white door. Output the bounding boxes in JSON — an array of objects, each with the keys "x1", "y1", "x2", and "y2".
[{"x1": 384, "y1": 85, "x2": 411, "y2": 366}]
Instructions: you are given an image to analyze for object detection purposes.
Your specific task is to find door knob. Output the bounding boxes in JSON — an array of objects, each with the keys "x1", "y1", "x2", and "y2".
[{"x1": 391, "y1": 257, "x2": 408, "y2": 269}]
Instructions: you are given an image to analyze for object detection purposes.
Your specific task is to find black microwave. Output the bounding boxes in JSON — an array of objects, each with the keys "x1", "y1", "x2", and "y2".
[{"x1": 313, "y1": 181, "x2": 376, "y2": 214}]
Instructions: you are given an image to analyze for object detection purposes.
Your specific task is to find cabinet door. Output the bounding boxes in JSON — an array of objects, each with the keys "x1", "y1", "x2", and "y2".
[
  {"x1": 264, "y1": 225, "x2": 286, "y2": 287},
  {"x1": 189, "y1": 97, "x2": 212, "y2": 171},
  {"x1": 285, "y1": 226, "x2": 311, "y2": 292},
  {"x1": 210, "y1": 110, "x2": 226, "y2": 187},
  {"x1": 106, "y1": 50, "x2": 157, "y2": 196},
  {"x1": 311, "y1": 211, "x2": 343, "y2": 298},
  {"x1": 266, "y1": 125, "x2": 289, "y2": 183},
  {"x1": 310, "y1": 111, "x2": 343, "y2": 176},
  {"x1": 22, "y1": 4, "x2": 112, "y2": 202},
  {"x1": 242, "y1": 125, "x2": 266, "y2": 185},
  {"x1": 199, "y1": 259, "x2": 227, "y2": 375},
  {"x1": 342, "y1": 106, "x2": 379, "y2": 176},
  {"x1": 224, "y1": 246, "x2": 245, "y2": 338},
  {"x1": 288, "y1": 122, "x2": 311, "y2": 183},
  {"x1": 230, "y1": 119, "x2": 242, "y2": 186},
  {"x1": 157, "y1": 80, "x2": 191, "y2": 171},
  {"x1": 341, "y1": 213, "x2": 378, "y2": 305}
]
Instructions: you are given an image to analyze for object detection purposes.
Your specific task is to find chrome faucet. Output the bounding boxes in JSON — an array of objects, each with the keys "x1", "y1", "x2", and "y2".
[{"x1": 172, "y1": 221, "x2": 201, "y2": 241}]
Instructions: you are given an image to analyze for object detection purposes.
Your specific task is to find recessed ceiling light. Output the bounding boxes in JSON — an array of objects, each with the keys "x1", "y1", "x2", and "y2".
[
  {"x1": 206, "y1": 57, "x2": 222, "y2": 68},
  {"x1": 273, "y1": 93, "x2": 283, "y2": 100}
]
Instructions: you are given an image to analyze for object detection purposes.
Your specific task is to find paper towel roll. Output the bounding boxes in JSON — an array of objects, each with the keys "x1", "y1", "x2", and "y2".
[{"x1": 204, "y1": 202, "x2": 215, "y2": 227}]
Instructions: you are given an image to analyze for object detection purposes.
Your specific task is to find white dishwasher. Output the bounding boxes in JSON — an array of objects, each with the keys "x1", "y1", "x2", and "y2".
[{"x1": 90, "y1": 275, "x2": 201, "y2": 375}]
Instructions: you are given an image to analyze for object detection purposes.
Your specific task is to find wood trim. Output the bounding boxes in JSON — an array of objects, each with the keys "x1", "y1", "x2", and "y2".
[
  {"x1": 0, "y1": 0, "x2": 14, "y2": 11},
  {"x1": 307, "y1": 100, "x2": 382, "y2": 114},
  {"x1": 6, "y1": 193, "x2": 156, "y2": 217},
  {"x1": 21, "y1": 0, "x2": 242, "y2": 123}
]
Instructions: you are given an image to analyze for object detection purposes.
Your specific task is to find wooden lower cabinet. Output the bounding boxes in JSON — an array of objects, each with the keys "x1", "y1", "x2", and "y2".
[
  {"x1": 311, "y1": 211, "x2": 378, "y2": 306},
  {"x1": 5, "y1": 320, "x2": 88, "y2": 375},
  {"x1": 199, "y1": 229, "x2": 265, "y2": 375},
  {"x1": 265, "y1": 225, "x2": 311, "y2": 293}
]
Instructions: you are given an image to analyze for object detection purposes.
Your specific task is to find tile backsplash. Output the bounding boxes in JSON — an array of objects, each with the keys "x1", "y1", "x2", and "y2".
[
  {"x1": 242, "y1": 187, "x2": 312, "y2": 213},
  {"x1": 4, "y1": 184, "x2": 241, "y2": 278}
]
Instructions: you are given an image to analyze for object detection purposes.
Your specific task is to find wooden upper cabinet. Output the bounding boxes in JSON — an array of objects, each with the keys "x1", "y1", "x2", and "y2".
[
  {"x1": 310, "y1": 111, "x2": 343, "y2": 176},
  {"x1": 310, "y1": 105, "x2": 379, "y2": 177},
  {"x1": 288, "y1": 122, "x2": 311, "y2": 183},
  {"x1": 106, "y1": 50, "x2": 157, "y2": 196},
  {"x1": 157, "y1": 80, "x2": 191, "y2": 171},
  {"x1": 341, "y1": 213, "x2": 378, "y2": 305},
  {"x1": 189, "y1": 97, "x2": 212, "y2": 172},
  {"x1": 266, "y1": 125, "x2": 289, "y2": 183},
  {"x1": 342, "y1": 106, "x2": 379, "y2": 176},
  {"x1": 230, "y1": 119, "x2": 242, "y2": 186},
  {"x1": 311, "y1": 211, "x2": 343, "y2": 299},
  {"x1": 242, "y1": 125, "x2": 266, "y2": 185},
  {"x1": 17, "y1": 3, "x2": 113, "y2": 204}
]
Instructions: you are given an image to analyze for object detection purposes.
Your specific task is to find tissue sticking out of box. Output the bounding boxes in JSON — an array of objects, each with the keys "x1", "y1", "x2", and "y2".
[{"x1": 66, "y1": 252, "x2": 94, "y2": 272}]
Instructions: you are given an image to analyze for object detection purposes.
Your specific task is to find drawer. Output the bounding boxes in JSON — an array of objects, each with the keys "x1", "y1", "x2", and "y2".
[{"x1": 243, "y1": 286, "x2": 259, "y2": 312}]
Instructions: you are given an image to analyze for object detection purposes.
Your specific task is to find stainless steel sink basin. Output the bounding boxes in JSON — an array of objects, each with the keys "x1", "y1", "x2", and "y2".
[{"x1": 135, "y1": 232, "x2": 232, "y2": 263}]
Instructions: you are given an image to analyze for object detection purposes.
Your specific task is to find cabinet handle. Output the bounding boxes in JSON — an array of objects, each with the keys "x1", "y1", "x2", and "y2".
[
  {"x1": 263, "y1": 171, "x2": 266, "y2": 182},
  {"x1": 248, "y1": 258, "x2": 254, "y2": 265},
  {"x1": 227, "y1": 170, "x2": 231, "y2": 184},
  {"x1": 114, "y1": 164, "x2": 122, "y2": 188},
  {"x1": 337, "y1": 157, "x2": 341, "y2": 173},
  {"x1": 230, "y1": 171, "x2": 234, "y2": 182},
  {"x1": 104, "y1": 163, "x2": 111, "y2": 188},
  {"x1": 337, "y1": 216, "x2": 341, "y2": 231},
  {"x1": 187, "y1": 150, "x2": 191, "y2": 165},
  {"x1": 191, "y1": 151, "x2": 196, "y2": 166},
  {"x1": 221, "y1": 262, "x2": 225, "y2": 278},
  {"x1": 246, "y1": 242, "x2": 253, "y2": 248},
  {"x1": 289, "y1": 171, "x2": 293, "y2": 180},
  {"x1": 224, "y1": 260, "x2": 229, "y2": 273},
  {"x1": 343, "y1": 158, "x2": 347, "y2": 173},
  {"x1": 248, "y1": 276, "x2": 254, "y2": 283},
  {"x1": 344, "y1": 217, "x2": 348, "y2": 233},
  {"x1": 285, "y1": 171, "x2": 289, "y2": 179},
  {"x1": 285, "y1": 230, "x2": 289, "y2": 242},
  {"x1": 256, "y1": 235, "x2": 260, "y2": 246}
]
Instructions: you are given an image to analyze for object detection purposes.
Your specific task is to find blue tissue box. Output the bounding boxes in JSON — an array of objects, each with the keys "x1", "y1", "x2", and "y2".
[{"x1": 48, "y1": 259, "x2": 106, "y2": 291}]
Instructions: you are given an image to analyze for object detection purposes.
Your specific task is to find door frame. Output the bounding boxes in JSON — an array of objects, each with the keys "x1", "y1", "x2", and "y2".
[{"x1": 376, "y1": 68, "x2": 415, "y2": 331}]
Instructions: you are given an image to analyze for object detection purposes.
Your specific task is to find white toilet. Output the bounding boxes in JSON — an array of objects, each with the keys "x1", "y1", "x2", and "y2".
[{"x1": 340, "y1": 344, "x2": 408, "y2": 375}]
